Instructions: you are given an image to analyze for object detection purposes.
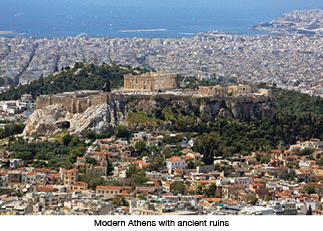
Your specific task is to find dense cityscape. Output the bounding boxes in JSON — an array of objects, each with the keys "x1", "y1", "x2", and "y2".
[{"x1": 2, "y1": 31, "x2": 323, "y2": 97}]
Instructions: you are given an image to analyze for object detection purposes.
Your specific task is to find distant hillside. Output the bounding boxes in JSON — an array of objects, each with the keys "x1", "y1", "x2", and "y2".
[
  {"x1": 272, "y1": 87, "x2": 323, "y2": 118},
  {"x1": 0, "y1": 62, "x2": 149, "y2": 100}
]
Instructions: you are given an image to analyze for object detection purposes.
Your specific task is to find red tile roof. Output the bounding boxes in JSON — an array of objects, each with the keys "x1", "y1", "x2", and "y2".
[
  {"x1": 120, "y1": 190, "x2": 130, "y2": 195},
  {"x1": 198, "y1": 180, "x2": 217, "y2": 184},
  {"x1": 7, "y1": 182, "x2": 26, "y2": 186},
  {"x1": 38, "y1": 185, "x2": 56, "y2": 192},
  {"x1": 199, "y1": 201, "x2": 211, "y2": 207},
  {"x1": 313, "y1": 209, "x2": 322, "y2": 213},
  {"x1": 66, "y1": 168, "x2": 78, "y2": 173},
  {"x1": 73, "y1": 182, "x2": 88, "y2": 187},
  {"x1": 166, "y1": 156, "x2": 183, "y2": 162},
  {"x1": 203, "y1": 198, "x2": 223, "y2": 202},
  {"x1": 96, "y1": 186, "x2": 122, "y2": 190},
  {"x1": 187, "y1": 186, "x2": 196, "y2": 191},
  {"x1": 34, "y1": 168, "x2": 52, "y2": 172}
]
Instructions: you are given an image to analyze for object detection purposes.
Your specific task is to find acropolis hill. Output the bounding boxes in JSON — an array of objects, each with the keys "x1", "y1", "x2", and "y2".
[
  {"x1": 36, "y1": 71, "x2": 272, "y2": 112},
  {"x1": 27, "y1": 72, "x2": 274, "y2": 136}
]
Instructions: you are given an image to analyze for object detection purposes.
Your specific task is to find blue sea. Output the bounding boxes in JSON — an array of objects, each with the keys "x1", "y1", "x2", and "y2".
[{"x1": 1, "y1": 0, "x2": 323, "y2": 38}]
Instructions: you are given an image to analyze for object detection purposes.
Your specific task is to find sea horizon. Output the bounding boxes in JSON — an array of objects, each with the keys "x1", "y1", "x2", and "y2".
[{"x1": 1, "y1": 1, "x2": 323, "y2": 38}]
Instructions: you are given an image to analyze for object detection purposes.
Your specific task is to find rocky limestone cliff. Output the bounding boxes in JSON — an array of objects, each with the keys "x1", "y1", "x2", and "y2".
[
  {"x1": 23, "y1": 104, "x2": 70, "y2": 136},
  {"x1": 106, "y1": 94, "x2": 275, "y2": 123},
  {"x1": 23, "y1": 104, "x2": 112, "y2": 136},
  {"x1": 23, "y1": 93, "x2": 275, "y2": 136}
]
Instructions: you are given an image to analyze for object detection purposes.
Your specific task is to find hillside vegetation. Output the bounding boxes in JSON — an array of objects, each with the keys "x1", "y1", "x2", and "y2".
[
  {"x1": 0, "y1": 62, "x2": 149, "y2": 100},
  {"x1": 272, "y1": 87, "x2": 323, "y2": 117}
]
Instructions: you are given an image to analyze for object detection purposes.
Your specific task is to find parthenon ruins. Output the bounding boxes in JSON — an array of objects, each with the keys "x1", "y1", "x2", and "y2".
[{"x1": 124, "y1": 70, "x2": 178, "y2": 91}]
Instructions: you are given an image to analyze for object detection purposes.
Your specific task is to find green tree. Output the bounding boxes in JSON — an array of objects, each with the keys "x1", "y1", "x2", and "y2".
[
  {"x1": 115, "y1": 125, "x2": 130, "y2": 139},
  {"x1": 135, "y1": 140, "x2": 149, "y2": 159},
  {"x1": 112, "y1": 195, "x2": 129, "y2": 207},
  {"x1": 69, "y1": 146, "x2": 87, "y2": 162},
  {"x1": 68, "y1": 136, "x2": 84, "y2": 148},
  {"x1": 317, "y1": 157, "x2": 323, "y2": 166},
  {"x1": 187, "y1": 160, "x2": 195, "y2": 169},
  {"x1": 62, "y1": 134, "x2": 72, "y2": 146},
  {"x1": 203, "y1": 183, "x2": 217, "y2": 198},
  {"x1": 135, "y1": 140, "x2": 146, "y2": 152},
  {"x1": 81, "y1": 173, "x2": 106, "y2": 190},
  {"x1": 196, "y1": 184, "x2": 203, "y2": 195},
  {"x1": 170, "y1": 181, "x2": 186, "y2": 194},
  {"x1": 264, "y1": 196, "x2": 272, "y2": 201},
  {"x1": 260, "y1": 155, "x2": 270, "y2": 164},
  {"x1": 85, "y1": 131, "x2": 96, "y2": 140},
  {"x1": 305, "y1": 185, "x2": 316, "y2": 194},
  {"x1": 126, "y1": 165, "x2": 139, "y2": 178},
  {"x1": 85, "y1": 157, "x2": 97, "y2": 165},
  {"x1": 154, "y1": 108, "x2": 165, "y2": 120},
  {"x1": 244, "y1": 194, "x2": 258, "y2": 205},
  {"x1": 278, "y1": 167, "x2": 290, "y2": 180},
  {"x1": 194, "y1": 132, "x2": 222, "y2": 165},
  {"x1": 147, "y1": 156, "x2": 165, "y2": 172},
  {"x1": 107, "y1": 158, "x2": 113, "y2": 176},
  {"x1": 162, "y1": 147, "x2": 172, "y2": 159},
  {"x1": 134, "y1": 175, "x2": 148, "y2": 186},
  {"x1": 300, "y1": 148, "x2": 315, "y2": 156}
]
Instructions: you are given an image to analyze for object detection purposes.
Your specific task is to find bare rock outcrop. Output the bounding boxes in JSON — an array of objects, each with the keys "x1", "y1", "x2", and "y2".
[
  {"x1": 22, "y1": 104, "x2": 70, "y2": 136},
  {"x1": 69, "y1": 104, "x2": 112, "y2": 136},
  {"x1": 23, "y1": 104, "x2": 113, "y2": 137}
]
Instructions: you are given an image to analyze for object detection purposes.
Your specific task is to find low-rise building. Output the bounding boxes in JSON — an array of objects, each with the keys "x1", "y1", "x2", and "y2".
[
  {"x1": 96, "y1": 186, "x2": 122, "y2": 198},
  {"x1": 234, "y1": 177, "x2": 254, "y2": 188},
  {"x1": 165, "y1": 156, "x2": 185, "y2": 173},
  {"x1": 63, "y1": 168, "x2": 78, "y2": 191}
]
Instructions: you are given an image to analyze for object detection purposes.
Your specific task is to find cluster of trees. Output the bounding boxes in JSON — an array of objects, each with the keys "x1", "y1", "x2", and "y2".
[
  {"x1": 193, "y1": 113, "x2": 323, "y2": 164},
  {"x1": 104, "y1": 165, "x2": 150, "y2": 189},
  {"x1": 187, "y1": 183, "x2": 219, "y2": 198},
  {"x1": 272, "y1": 87, "x2": 323, "y2": 118},
  {"x1": 0, "y1": 63, "x2": 149, "y2": 100},
  {"x1": 126, "y1": 165, "x2": 148, "y2": 187},
  {"x1": 81, "y1": 173, "x2": 106, "y2": 190},
  {"x1": 0, "y1": 123, "x2": 24, "y2": 139},
  {"x1": 8, "y1": 135, "x2": 86, "y2": 170}
]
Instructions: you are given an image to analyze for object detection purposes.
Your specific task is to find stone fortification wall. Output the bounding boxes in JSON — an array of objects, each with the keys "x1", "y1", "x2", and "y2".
[
  {"x1": 36, "y1": 89, "x2": 272, "y2": 117},
  {"x1": 36, "y1": 90, "x2": 108, "y2": 114},
  {"x1": 108, "y1": 91, "x2": 272, "y2": 108},
  {"x1": 199, "y1": 85, "x2": 271, "y2": 97}
]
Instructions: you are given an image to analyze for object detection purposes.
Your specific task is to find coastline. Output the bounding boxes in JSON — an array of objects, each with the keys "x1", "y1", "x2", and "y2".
[
  {"x1": 118, "y1": 29, "x2": 167, "y2": 33},
  {"x1": 0, "y1": 31, "x2": 16, "y2": 35}
]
